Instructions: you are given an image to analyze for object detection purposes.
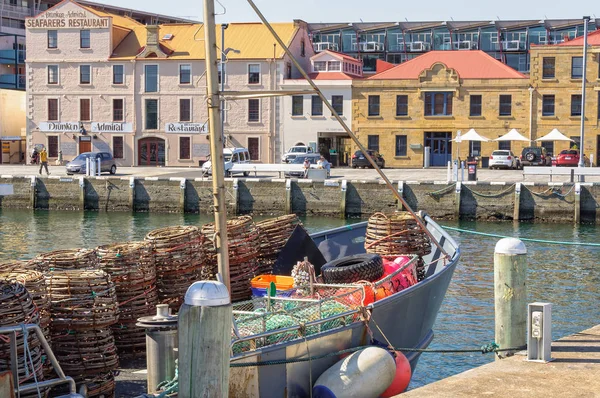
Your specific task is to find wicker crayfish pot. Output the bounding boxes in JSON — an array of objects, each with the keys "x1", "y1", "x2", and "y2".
[{"x1": 255, "y1": 214, "x2": 302, "y2": 275}]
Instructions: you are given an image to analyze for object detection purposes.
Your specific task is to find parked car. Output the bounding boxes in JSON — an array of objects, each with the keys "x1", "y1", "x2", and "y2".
[
  {"x1": 556, "y1": 149, "x2": 580, "y2": 167},
  {"x1": 489, "y1": 150, "x2": 521, "y2": 170},
  {"x1": 281, "y1": 145, "x2": 314, "y2": 163},
  {"x1": 201, "y1": 147, "x2": 251, "y2": 176},
  {"x1": 66, "y1": 152, "x2": 116, "y2": 175},
  {"x1": 351, "y1": 150, "x2": 385, "y2": 169},
  {"x1": 285, "y1": 153, "x2": 322, "y2": 177},
  {"x1": 520, "y1": 147, "x2": 551, "y2": 166}
]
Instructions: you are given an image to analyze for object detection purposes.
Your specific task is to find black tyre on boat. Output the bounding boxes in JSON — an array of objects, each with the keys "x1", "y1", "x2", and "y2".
[{"x1": 321, "y1": 253, "x2": 384, "y2": 284}]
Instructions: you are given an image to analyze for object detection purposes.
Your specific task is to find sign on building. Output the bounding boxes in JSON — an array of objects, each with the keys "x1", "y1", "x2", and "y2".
[
  {"x1": 38, "y1": 122, "x2": 80, "y2": 132},
  {"x1": 164, "y1": 123, "x2": 208, "y2": 134},
  {"x1": 26, "y1": 9, "x2": 110, "y2": 29},
  {"x1": 91, "y1": 123, "x2": 133, "y2": 133}
]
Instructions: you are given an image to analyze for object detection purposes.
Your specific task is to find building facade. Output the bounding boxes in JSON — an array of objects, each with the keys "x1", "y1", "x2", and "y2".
[
  {"x1": 26, "y1": 0, "x2": 312, "y2": 166},
  {"x1": 281, "y1": 50, "x2": 361, "y2": 165},
  {"x1": 352, "y1": 51, "x2": 530, "y2": 167}
]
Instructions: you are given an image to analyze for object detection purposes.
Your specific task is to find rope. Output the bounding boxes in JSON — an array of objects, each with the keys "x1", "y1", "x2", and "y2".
[
  {"x1": 20, "y1": 325, "x2": 41, "y2": 398},
  {"x1": 529, "y1": 186, "x2": 575, "y2": 198},
  {"x1": 156, "y1": 360, "x2": 179, "y2": 398},
  {"x1": 427, "y1": 183, "x2": 456, "y2": 197},
  {"x1": 469, "y1": 184, "x2": 516, "y2": 198},
  {"x1": 441, "y1": 226, "x2": 600, "y2": 247}
]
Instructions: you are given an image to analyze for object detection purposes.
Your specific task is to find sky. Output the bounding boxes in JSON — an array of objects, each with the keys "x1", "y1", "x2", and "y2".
[{"x1": 99, "y1": 0, "x2": 598, "y2": 23}]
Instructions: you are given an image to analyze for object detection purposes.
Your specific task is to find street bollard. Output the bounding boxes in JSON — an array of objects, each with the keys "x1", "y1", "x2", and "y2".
[
  {"x1": 494, "y1": 238, "x2": 527, "y2": 359},
  {"x1": 178, "y1": 280, "x2": 232, "y2": 398}
]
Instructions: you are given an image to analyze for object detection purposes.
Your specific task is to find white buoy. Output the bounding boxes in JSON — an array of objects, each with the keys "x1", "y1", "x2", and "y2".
[{"x1": 313, "y1": 346, "x2": 396, "y2": 398}]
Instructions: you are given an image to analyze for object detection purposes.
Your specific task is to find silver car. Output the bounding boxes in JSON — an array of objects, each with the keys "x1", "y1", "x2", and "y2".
[
  {"x1": 489, "y1": 150, "x2": 520, "y2": 170},
  {"x1": 66, "y1": 152, "x2": 117, "y2": 175}
]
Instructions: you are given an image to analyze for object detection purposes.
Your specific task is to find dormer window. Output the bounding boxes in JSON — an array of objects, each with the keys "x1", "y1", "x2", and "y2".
[{"x1": 313, "y1": 61, "x2": 327, "y2": 72}]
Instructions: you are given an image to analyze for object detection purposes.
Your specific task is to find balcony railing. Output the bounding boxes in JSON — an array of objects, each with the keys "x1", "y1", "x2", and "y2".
[
  {"x1": 0, "y1": 49, "x2": 25, "y2": 64},
  {"x1": 0, "y1": 74, "x2": 25, "y2": 89}
]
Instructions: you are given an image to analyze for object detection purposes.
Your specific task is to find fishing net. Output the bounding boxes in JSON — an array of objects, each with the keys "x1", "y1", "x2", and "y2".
[
  {"x1": 202, "y1": 216, "x2": 261, "y2": 302},
  {"x1": 30, "y1": 249, "x2": 98, "y2": 272},
  {"x1": 231, "y1": 284, "x2": 364, "y2": 355},
  {"x1": 97, "y1": 241, "x2": 157, "y2": 358},
  {"x1": 145, "y1": 226, "x2": 204, "y2": 312},
  {"x1": 255, "y1": 214, "x2": 302, "y2": 274},
  {"x1": 365, "y1": 212, "x2": 431, "y2": 280}
]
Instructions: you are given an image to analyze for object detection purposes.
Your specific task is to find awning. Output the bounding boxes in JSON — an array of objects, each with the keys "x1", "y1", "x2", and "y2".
[
  {"x1": 452, "y1": 128, "x2": 490, "y2": 142},
  {"x1": 535, "y1": 128, "x2": 574, "y2": 142},
  {"x1": 495, "y1": 129, "x2": 530, "y2": 142}
]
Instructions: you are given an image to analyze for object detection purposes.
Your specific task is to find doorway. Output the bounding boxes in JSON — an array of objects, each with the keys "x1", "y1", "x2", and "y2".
[
  {"x1": 79, "y1": 136, "x2": 92, "y2": 154},
  {"x1": 138, "y1": 137, "x2": 166, "y2": 166},
  {"x1": 424, "y1": 132, "x2": 452, "y2": 166}
]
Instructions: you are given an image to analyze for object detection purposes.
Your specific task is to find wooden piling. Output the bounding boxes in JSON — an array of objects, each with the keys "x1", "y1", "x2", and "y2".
[
  {"x1": 494, "y1": 238, "x2": 527, "y2": 359},
  {"x1": 574, "y1": 183, "x2": 581, "y2": 224},
  {"x1": 340, "y1": 180, "x2": 347, "y2": 218},
  {"x1": 513, "y1": 183, "x2": 521, "y2": 221},
  {"x1": 454, "y1": 182, "x2": 461, "y2": 219}
]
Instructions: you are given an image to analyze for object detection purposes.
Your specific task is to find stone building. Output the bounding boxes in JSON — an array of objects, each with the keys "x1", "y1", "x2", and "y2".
[
  {"x1": 352, "y1": 51, "x2": 530, "y2": 167},
  {"x1": 25, "y1": 0, "x2": 312, "y2": 166}
]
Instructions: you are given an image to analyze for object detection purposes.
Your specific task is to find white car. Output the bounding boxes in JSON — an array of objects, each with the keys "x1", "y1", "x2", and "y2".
[
  {"x1": 201, "y1": 147, "x2": 251, "y2": 176},
  {"x1": 281, "y1": 145, "x2": 314, "y2": 163},
  {"x1": 489, "y1": 150, "x2": 521, "y2": 170}
]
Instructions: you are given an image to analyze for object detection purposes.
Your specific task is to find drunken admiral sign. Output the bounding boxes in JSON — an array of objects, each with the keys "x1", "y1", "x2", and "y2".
[
  {"x1": 39, "y1": 122, "x2": 80, "y2": 132},
  {"x1": 92, "y1": 123, "x2": 133, "y2": 133},
  {"x1": 164, "y1": 123, "x2": 208, "y2": 134},
  {"x1": 26, "y1": 9, "x2": 110, "y2": 29}
]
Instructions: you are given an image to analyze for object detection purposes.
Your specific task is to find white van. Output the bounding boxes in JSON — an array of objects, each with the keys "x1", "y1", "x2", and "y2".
[{"x1": 201, "y1": 147, "x2": 251, "y2": 176}]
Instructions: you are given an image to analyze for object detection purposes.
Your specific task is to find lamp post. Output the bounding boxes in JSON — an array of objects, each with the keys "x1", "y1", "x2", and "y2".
[
  {"x1": 219, "y1": 24, "x2": 240, "y2": 148},
  {"x1": 578, "y1": 16, "x2": 590, "y2": 168}
]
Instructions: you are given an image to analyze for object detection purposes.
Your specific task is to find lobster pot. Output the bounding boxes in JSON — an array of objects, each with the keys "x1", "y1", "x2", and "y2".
[
  {"x1": 255, "y1": 214, "x2": 302, "y2": 275},
  {"x1": 365, "y1": 212, "x2": 432, "y2": 281},
  {"x1": 202, "y1": 216, "x2": 261, "y2": 302},
  {"x1": 97, "y1": 242, "x2": 157, "y2": 358},
  {"x1": 30, "y1": 249, "x2": 97, "y2": 272},
  {"x1": 77, "y1": 371, "x2": 115, "y2": 398},
  {"x1": 145, "y1": 226, "x2": 204, "y2": 312},
  {"x1": 50, "y1": 329, "x2": 118, "y2": 376},
  {"x1": 0, "y1": 282, "x2": 46, "y2": 397}
]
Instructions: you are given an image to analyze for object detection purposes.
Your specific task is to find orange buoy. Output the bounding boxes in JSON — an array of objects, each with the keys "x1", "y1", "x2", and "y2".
[{"x1": 380, "y1": 351, "x2": 412, "y2": 397}]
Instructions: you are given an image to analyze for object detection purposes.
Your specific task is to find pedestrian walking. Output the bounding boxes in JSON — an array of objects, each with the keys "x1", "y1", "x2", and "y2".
[{"x1": 39, "y1": 147, "x2": 50, "y2": 175}]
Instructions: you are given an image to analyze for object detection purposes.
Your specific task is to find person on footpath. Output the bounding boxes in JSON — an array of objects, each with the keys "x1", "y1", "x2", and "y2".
[
  {"x1": 303, "y1": 157, "x2": 311, "y2": 178},
  {"x1": 39, "y1": 147, "x2": 50, "y2": 176},
  {"x1": 317, "y1": 156, "x2": 331, "y2": 177}
]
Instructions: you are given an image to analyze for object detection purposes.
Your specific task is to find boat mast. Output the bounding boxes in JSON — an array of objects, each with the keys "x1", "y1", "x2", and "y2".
[{"x1": 203, "y1": 0, "x2": 230, "y2": 291}]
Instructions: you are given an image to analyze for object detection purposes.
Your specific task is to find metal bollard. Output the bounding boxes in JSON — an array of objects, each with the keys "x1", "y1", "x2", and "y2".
[{"x1": 137, "y1": 304, "x2": 178, "y2": 394}]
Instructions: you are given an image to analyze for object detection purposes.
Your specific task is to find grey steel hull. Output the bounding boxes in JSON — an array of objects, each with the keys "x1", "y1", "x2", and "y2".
[{"x1": 230, "y1": 216, "x2": 460, "y2": 397}]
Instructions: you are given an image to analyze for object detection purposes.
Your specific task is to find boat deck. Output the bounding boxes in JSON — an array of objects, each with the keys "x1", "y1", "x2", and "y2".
[{"x1": 401, "y1": 323, "x2": 600, "y2": 397}]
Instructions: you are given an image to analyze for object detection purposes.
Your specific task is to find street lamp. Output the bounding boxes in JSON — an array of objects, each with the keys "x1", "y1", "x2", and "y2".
[
  {"x1": 220, "y1": 24, "x2": 240, "y2": 147},
  {"x1": 578, "y1": 16, "x2": 590, "y2": 168}
]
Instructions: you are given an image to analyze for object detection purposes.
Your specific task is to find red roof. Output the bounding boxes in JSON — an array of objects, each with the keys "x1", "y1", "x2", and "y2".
[
  {"x1": 554, "y1": 29, "x2": 600, "y2": 46},
  {"x1": 376, "y1": 59, "x2": 396, "y2": 73},
  {"x1": 369, "y1": 51, "x2": 527, "y2": 80},
  {"x1": 316, "y1": 49, "x2": 362, "y2": 63},
  {"x1": 307, "y1": 72, "x2": 356, "y2": 80}
]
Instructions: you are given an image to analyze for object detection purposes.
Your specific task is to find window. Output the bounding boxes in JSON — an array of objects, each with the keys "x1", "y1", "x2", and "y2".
[
  {"x1": 367, "y1": 135, "x2": 379, "y2": 151},
  {"x1": 368, "y1": 95, "x2": 380, "y2": 116},
  {"x1": 112, "y1": 65, "x2": 124, "y2": 85},
  {"x1": 113, "y1": 136, "x2": 124, "y2": 159},
  {"x1": 47, "y1": 30, "x2": 57, "y2": 49},
  {"x1": 396, "y1": 95, "x2": 408, "y2": 116},
  {"x1": 113, "y1": 99, "x2": 124, "y2": 121},
  {"x1": 79, "y1": 98, "x2": 90, "y2": 121},
  {"x1": 145, "y1": 65, "x2": 158, "y2": 92},
  {"x1": 179, "y1": 64, "x2": 191, "y2": 85},
  {"x1": 499, "y1": 95, "x2": 512, "y2": 116},
  {"x1": 47, "y1": 65, "x2": 58, "y2": 85},
  {"x1": 424, "y1": 92, "x2": 453, "y2": 116},
  {"x1": 217, "y1": 62, "x2": 223, "y2": 84},
  {"x1": 248, "y1": 64, "x2": 260, "y2": 84},
  {"x1": 542, "y1": 57, "x2": 555, "y2": 79},
  {"x1": 542, "y1": 95, "x2": 555, "y2": 116},
  {"x1": 292, "y1": 96, "x2": 303, "y2": 116},
  {"x1": 498, "y1": 141, "x2": 511, "y2": 151},
  {"x1": 248, "y1": 99, "x2": 260, "y2": 122},
  {"x1": 145, "y1": 99, "x2": 158, "y2": 130},
  {"x1": 571, "y1": 94, "x2": 582, "y2": 116},
  {"x1": 395, "y1": 135, "x2": 407, "y2": 156},
  {"x1": 311, "y1": 95, "x2": 323, "y2": 116},
  {"x1": 248, "y1": 137, "x2": 260, "y2": 160},
  {"x1": 571, "y1": 57, "x2": 583, "y2": 79},
  {"x1": 313, "y1": 61, "x2": 327, "y2": 72},
  {"x1": 300, "y1": 39, "x2": 305, "y2": 57},
  {"x1": 469, "y1": 95, "x2": 482, "y2": 116},
  {"x1": 327, "y1": 61, "x2": 341, "y2": 71},
  {"x1": 48, "y1": 136, "x2": 58, "y2": 158},
  {"x1": 47, "y1": 98, "x2": 58, "y2": 121},
  {"x1": 80, "y1": 65, "x2": 91, "y2": 84},
  {"x1": 179, "y1": 137, "x2": 191, "y2": 160},
  {"x1": 470, "y1": 141, "x2": 481, "y2": 157},
  {"x1": 332, "y1": 95, "x2": 343, "y2": 115},
  {"x1": 179, "y1": 99, "x2": 191, "y2": 122},
  {"x1": 80, "y1": 30, "x2": 90, "y2": 48},
  {"x1": 541, "y1": 141, "x2": 554, "y2": 155}
]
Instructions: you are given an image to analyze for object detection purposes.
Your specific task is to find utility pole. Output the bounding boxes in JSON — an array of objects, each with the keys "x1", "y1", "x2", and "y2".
[
  {"x1": 221, "y1": 23, "x2": 228, "y2": 147},
  {"x1": 203, "y1": 0, "x2": 230, "y2": 292}
]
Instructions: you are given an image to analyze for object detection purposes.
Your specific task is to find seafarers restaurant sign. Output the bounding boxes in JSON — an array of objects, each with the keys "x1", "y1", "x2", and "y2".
[{"x1": 26, "y1": 10, "x2": 110, "y2": 29}]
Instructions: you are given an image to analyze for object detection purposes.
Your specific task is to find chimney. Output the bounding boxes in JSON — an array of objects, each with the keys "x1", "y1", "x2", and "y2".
[
  {"x1": 146, "y1": 25, "x2": 159, "y2": 46},
  {"x1": 137, "y1": 25, "x2": 168, "y2": 58}
]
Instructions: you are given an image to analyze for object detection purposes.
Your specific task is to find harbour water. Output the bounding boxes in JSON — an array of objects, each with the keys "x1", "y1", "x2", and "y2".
[{"x1": 0, "y1": 209, "x2": 598, "y2": 389}]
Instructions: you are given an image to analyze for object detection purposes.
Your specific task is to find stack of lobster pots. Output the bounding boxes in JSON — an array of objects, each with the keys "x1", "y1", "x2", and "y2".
[
  {"x1": 0, "y1": 281, "x2": 47, "y2": 397},
  {"x1": 34, "y1": 249, "x2": 119, "y2": 398},
  {"x1": 144, "y1": 226, "x2": 204, "y2": 313},
  {"x1": 96, "y1": 242, "x2": 157, "y2": 358},
  {"x1": 364, "y1": 212, "x2": 432, "y2": 281},
  {"x1": 255, "y1": 214, "x2": 302, "y2": 275},
  {"x1": 201, "y1": 216, "x2": 261, "y2": 302}
]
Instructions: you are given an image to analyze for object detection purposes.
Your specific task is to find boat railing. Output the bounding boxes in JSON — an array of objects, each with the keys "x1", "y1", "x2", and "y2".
[{"x1": 0, "y1": 323, "x2": 78, "y2": 396}]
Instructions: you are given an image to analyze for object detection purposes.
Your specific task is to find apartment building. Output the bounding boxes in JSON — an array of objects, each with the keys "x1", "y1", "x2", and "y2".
[
  {"x1": 26, "y1": 0, "x2": 312, "y2": 166},
  {"x1": 352, "y1": 51, "x2": 530, "y2": 167}
]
